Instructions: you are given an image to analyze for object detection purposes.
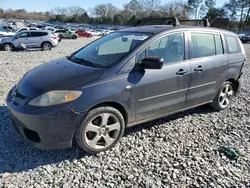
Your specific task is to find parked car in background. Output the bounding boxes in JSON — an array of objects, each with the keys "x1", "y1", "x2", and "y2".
[
  {"x1": 87, "y1": 30, "x2": 102, "y2": 36},
  {"x1": 238, "y1": 34, "x2": 250, "y2": 43},
  {"x1": 76, "y1": 30, "x2": 93, "y2": 38},
  {"x1": 0, "y1": 25, "x2": 15, "y2": 32},
  {"x1": 55, "y1": 29, "x2": 78, "y2": 39},
  {"x1": 0, "y1": 31, "x2": 15, "y2": 37},
  {"x1": 1, "y1": 30, "x2": 58, "y2": 51},
  {"x1": 16, "y1": 27, "x2": 39, "y2": 33},
  {"x1": 44, "y1": 26, "x2": 56, "y2": 32},
  {"x1": 101, "y1": 29, "x2": 112, "y2": 35}
]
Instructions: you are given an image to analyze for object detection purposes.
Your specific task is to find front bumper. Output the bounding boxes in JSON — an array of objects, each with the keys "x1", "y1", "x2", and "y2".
[{"x1": 6, "y1": 88, "x2": 85, "y2": 149}]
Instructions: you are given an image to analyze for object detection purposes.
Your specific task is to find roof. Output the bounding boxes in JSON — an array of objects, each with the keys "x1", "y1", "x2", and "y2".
[
  {"x1": 120, "y1": 25, "x2": 173, "y2": 34},
  {"x1": 120, "y1": 25, "x2": 238, "y2": 36}
]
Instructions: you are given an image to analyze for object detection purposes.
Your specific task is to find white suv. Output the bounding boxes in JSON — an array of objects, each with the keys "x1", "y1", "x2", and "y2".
[{"x1": 1, "y1": 30, "x2": 58, "y2": 51}]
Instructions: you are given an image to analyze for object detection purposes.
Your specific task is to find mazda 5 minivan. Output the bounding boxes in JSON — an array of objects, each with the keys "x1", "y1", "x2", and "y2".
[{"x1": 7, "y1": 22, "x2": 245, "y2": 153}]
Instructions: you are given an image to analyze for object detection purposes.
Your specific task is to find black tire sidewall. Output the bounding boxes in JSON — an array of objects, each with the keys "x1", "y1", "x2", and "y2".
[{"x1": 75, "y1": 106, "x2": 125, "y2": 154}]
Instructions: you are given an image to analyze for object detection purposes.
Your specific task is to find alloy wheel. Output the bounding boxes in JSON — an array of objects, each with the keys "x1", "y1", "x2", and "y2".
[
  {"x1": 218, "y1": 84, "x2": 233, "y2": 109},
  {"x1": 43, "y1": 43, "x2": 51, "y2": 51},
  {"x1": 83, "y1": 113, "x2": 121, "y2": 150}
]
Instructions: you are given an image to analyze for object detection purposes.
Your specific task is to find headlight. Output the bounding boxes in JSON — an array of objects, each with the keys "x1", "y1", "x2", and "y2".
[{"x1": 28, "y1": 90, "x2": 82, "y2": 107}]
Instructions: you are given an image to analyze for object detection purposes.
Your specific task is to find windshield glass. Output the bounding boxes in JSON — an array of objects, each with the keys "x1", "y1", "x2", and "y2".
[{"x1": 70, "y1": 32, "x2": 151, "y2": 68}]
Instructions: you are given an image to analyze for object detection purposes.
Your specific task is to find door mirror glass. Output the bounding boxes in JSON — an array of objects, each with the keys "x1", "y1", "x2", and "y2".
[{"x1": 141, "y1": 56, "x2": 163, "y2": 69}]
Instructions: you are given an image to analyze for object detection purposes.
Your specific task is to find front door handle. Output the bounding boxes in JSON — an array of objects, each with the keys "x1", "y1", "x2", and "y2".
[
  {"x1": 176, "y1": 69, "x2": 188, "y2": 75},
  {"x1": 194, "y1": 66, "x2": 203, "y2": 71}
]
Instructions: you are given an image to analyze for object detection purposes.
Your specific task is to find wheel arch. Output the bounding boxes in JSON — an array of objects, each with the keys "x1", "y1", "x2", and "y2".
[
  {"x1": 41, "y1": 41, "x2": 52, "y2": 47},
  {"x1": 89, "y1": 101, "x2": 128, "y2": 126},
  {"x1": 225, "y1": 78, "x2": 240, "y2": 93}
]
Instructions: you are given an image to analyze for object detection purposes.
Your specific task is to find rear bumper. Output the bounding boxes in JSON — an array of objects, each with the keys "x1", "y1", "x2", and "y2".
[{"x1": 7, "y1": 89, "x2": 86, "y2": 149}]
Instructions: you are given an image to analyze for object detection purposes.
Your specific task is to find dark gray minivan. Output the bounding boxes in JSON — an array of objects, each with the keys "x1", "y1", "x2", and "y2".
[{"x1": 7, "y1": 19, "x2": 246, "y2": 153}]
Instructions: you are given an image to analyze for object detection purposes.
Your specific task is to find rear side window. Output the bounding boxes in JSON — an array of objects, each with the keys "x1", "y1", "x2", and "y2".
[
  {"x1": 31, "y1": 32, "x2": 48, "y2": 37},
  {"x1": 225, "y1": 35, "x2": 240, "y2": 53},
  {"x1": 40, "y1": 32, "x2": 48, "y2": 36},
  {"x1": 214, "y1": 35, "x2": 223, "y2": 55},
  {"x1": 191, "y1": 33, "x2": 215, "y2": 58}
]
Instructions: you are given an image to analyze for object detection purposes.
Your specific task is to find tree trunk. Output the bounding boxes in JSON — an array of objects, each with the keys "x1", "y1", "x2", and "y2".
[
  {"x1": 239, "y1": 4, "x2": 244, "y2": 31},
  {"x1": 245, "y1": 6, "x2": 250, "y2": 26}
]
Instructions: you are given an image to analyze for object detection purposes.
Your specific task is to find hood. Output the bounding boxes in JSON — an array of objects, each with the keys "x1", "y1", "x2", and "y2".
[
  {"x1": 17, "y1": 58, "x2": 105, "y2": 98},
  {"x1": 1, "y1": 37, "x2": 12, "y2": 43}
]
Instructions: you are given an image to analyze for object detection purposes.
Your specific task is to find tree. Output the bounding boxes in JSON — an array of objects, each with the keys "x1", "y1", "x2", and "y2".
[
  {"x1": 205, "y1": 0, "x2": 216, "y2": 10},
  {"x1": 224, "y1": 0, "x2": 250, "y2": 30},
  {"x1": 188, "y1": 0, "x2": 204, "y2": 19},
  {"x1": 113, "y1": 14, "x2": 123, "y2": 25},
  {"x1": 140, "y1": 0, "x2": 161, "y2": 12}
]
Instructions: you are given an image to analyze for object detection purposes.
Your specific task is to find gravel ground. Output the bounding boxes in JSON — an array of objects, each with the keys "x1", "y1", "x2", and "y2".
[{"x1": 0, "y1": 38, "x2": 249, "y2": 187}]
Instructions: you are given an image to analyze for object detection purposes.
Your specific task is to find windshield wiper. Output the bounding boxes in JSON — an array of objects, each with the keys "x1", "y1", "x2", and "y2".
[{"x1": 68, "y1": 56, "x2": 103, "y2": 68}]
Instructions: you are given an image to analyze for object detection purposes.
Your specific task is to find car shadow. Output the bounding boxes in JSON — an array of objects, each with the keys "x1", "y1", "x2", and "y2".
[{"x1": 0, "y1": 104, "x2": 215, "y2": 173}]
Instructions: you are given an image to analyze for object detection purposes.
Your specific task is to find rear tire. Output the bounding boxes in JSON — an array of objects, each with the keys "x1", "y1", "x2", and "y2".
[
  {"x1": 75, "y1": 106, "x2": 125, "y2": 154},
  {"x1": 72, "y1": 35, "x2": 77, "y2": 39},
  {"x1": 3, "y1": 43, "x2": 14, "y2": 51},
  {"x1": 42, "y1": 42, "x2": 52, "y2": 51},
  {"x1": 209, "y1": 81, "x2": 234, "y2": 111}
]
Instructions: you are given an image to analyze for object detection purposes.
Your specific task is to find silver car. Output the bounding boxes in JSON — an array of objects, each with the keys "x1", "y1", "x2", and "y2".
[{"x1": 0, "y1": 30, "x2": 58, "y2": 51}]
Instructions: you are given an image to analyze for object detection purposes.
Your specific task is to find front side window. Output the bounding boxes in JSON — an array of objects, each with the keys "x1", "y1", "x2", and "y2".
[
  {"x1": 17, "y1": 32, "x2": 29, "y2": 38},
  {"x1": 191, "y1": 33, "x2": 215, "y2": 58},
  {"x1": 225, "y1": 35, "x2": 240, "y2": 53},
  {"x1": 147, "y1": 33, "x2": 184, "y2": 64},
  {"x1": 70, "y1": 32, "x2": 151, "y2": 68}
]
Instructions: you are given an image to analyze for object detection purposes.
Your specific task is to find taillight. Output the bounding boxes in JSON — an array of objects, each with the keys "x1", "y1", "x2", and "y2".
[{"x1": 51, "y1": 36, "x2": 57, "y2": 40}]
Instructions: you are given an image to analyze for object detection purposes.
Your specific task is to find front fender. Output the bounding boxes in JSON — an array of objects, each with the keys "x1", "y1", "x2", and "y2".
[{"x1": 68, "y1": 74, "x2": 136, "y2": 124}]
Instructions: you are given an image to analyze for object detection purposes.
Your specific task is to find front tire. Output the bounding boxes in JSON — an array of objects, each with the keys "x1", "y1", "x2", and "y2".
[
  {"x1": 210, "y1": 81, "x2": 234, "y2": 111},
  {"x1": 72, "y1": 35, "x2": 77, "y2": 39},
  {"x1": 3, "y1": 43, "x2": 14, "y2": 51},
  {"x1": 75, "y1": 106, "x2": 125, "y2": 154}
]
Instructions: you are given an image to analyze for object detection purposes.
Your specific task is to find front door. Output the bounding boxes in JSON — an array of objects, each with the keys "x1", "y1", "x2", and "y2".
[
  {"x1": 184, "y1": 32, "x2": 228, "y2": 108},
  {"x1": 13, "y1": 32, "x2": 31, "y2": 48},
  {"x1": 134, "y1": 32, "x2": 190, "y2": 121}
]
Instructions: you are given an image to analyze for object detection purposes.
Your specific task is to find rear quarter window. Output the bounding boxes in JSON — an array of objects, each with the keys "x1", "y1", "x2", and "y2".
[{"x1": 225, "y1": 35, "x2": 241, "y2": 54}]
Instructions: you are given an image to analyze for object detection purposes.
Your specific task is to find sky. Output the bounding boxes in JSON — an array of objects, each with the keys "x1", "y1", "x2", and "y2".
[{"x1": 0, "y1": 0, "x2": 226, "y2": 12}]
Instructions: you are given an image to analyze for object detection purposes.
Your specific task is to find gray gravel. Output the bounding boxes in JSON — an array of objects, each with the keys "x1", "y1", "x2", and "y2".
[{"x1": 0, "y1": 38, "x2": 250, "y2": 187}]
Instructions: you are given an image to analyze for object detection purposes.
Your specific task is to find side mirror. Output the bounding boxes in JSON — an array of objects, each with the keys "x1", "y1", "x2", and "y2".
[{"x1": 141, "y1": 56, "x2": 164, "y2": 69}]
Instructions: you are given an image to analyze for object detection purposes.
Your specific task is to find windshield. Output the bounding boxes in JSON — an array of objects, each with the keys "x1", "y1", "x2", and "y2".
[{"x1": 69, "y1": 32, "x2": 151, "y2": 68}]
